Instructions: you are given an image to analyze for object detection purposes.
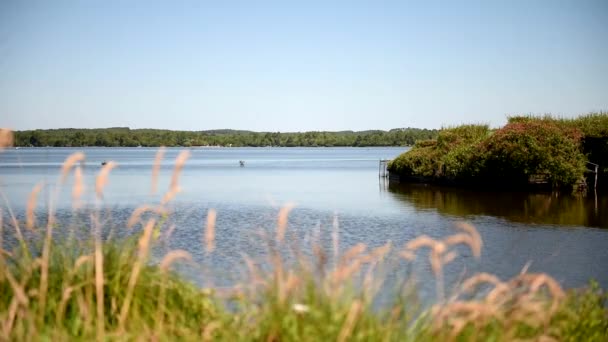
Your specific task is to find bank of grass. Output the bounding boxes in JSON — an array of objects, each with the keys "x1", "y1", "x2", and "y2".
[
  {"x1": 1, "y1": 216, "x2": 607, "y2": 341},
  {"x1": 388, "y1": 112, "x2": 608, "y2": 190},
  {"x1": 0, "y1": 133, "x2": 607, "y2": 341}
]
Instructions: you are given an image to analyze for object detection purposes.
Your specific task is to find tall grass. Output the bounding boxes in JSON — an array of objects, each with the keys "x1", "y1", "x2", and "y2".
[{"x1": 0, "y1": 130, "x2": 607, "y2": 341}]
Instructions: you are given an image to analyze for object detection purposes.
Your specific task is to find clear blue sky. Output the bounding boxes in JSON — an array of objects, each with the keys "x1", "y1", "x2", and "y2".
[{"x1": 1, "y1": 0, "x2": 606, "y2": 132}]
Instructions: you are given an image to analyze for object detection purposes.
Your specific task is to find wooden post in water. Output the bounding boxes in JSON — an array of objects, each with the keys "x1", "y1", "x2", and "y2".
[
  {"x1": 378, "y1": 159, "x2": 390, "y2": 178},
  {"x1": 595, "y1": 164, "x2": 599, "y2": 190}
]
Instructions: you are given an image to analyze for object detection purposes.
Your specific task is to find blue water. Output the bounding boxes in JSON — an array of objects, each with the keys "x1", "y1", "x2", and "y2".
[{"x1": 1, "y1": 147, "x2": 607, "y2": 300}]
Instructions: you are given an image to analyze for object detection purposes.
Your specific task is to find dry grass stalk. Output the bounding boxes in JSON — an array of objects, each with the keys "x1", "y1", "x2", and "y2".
[
  {"x1": 241, "y1": 254, "x2": 264, "y2": 287},
  {"x1": 26, "y1": 182, "x2": 43, "y2": 230},
  {"x1": 94, "y1": 234, "x2": 105, "y2": 340},
  {"x1": 339, "y1": 243, "x2": 367, "y2": 266},
  {"x1": 461, "y1": 273, "x2": 504, "y2": 294},
  {"x1": 276, "y1": 203, "x2": 295, "y2": 243},
  {"x1": 443, "y1": 233, "x2": 480, "y2": 258},
  {"x1": 524, "y1": 273, "x2": 565, "y2": 299},
  {"x1": 403, "y1": 235, "x2": 441, "y2": 254},
  {"x1": 313, "y1": 243, "x2": 328, "y2": 274},
  {"x1": 126, "y1": 205, "x2": 168, "y2": 228},
  {"x1": 0, "y1": 128, "x2": 14, "y2": 150},
  {"x1": 72, "y1": 165, "x2": 84, "y2": 208},
  {"x1": 161, "y1": 187, "x2": 180, "y2": 205},
  {"x1": 74, "y1": 255, "x2": 94, "y2": 270},
  {"x1": 403, "y1": 236, "x2": 446, "y2": 276},
  {"x1": 337, "y1": 299, "x2": 363, "y2": 342},
  {"x1": 432, "y1": 301, "x2": 501, "y2": 337},
  {"x1": 537, "y1": 336, "x2": 559, "y2": 342},
  {"x1": 454, "y1": 222, "x2": 482, "y2": 257},
  {"x1": 486, "y1": 283, "x2": 512, "y2": 304},
  {"x1": 156, "y1": 249, "x2": 192, "y2": 333},
  {"x1": 160, "y1": 250, "x2": 193, "y2": 273},
  {"x1": 399, "y1": 250, "x2": 416, "y2": 261},
  {"x1": 399, "y1": 224, "x2": 484, "y2": 303},
  {"x1": 119, "y1": 218, "x2": 156, "y2": 328},
  {"x1": 332, "y1": 213, "x2": 340, "y2": 262},
  {"x1": 60, "y1": 152, "x2": 85, "y2": 184},
  {"x1": 441, "y1": 250, "x2": 458, "y2": 265},
  {"x1": 0, "y1": 211, "x2": 4, "y2": 282},
  {"x1": 151, "y1": 147, "x2": 166, "y2": 194},
  {"x1": 202, "y1": 321, "x2": 221, "y2": 341},
  {"x1": 163, "y1": 224, "x2": 177, "y2": 242},
  {"x1": 284, "y1": 271, "x2": 300, "y2": 297},
  {"x1": 510, "y1": 273, "x2": 565, "y2": 314},
  {"x1": 359, "y1": 241, "x2": 394, "y2": 263},
  {"x1": 370, "y1": 241, "x2": 392, "y2": 260},
  {"x1": 170, "y1": 150, "x2": 190, "y2": 189},
  {"x1": 56, "y1": 286, "x2": 76, "y2": 325},
  {"x1": 95, "y1": 161, "x2": 117, "y2": 199},
  {"x1": 433, "y1": 269, "x2": 567, "y2": 339},
  {"x1": 278, "y1": 270, "x2": 300, "y2": 304},
  {"x1": 38, "y1": 203, "x2": 59, "y2": 323},
  {"x1": 205, "y1": 209, "x2": 217, "y2": 253},
  {"x1": 4, "y1": 269, "x2": 29, "y2": 305},
  {"x1": 332, "y1": 259, "x2": 363, "y2": 284},
  {"x1": 1, "y1": 191, "x2": 30, "y2": 256},
  {"x1": 3, "y1": 297, "x2": 19, "y2": 338}
]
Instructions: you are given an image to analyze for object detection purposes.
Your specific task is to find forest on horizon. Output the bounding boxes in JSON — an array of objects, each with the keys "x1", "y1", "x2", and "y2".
[{"x1": 12, "y1": 127, "x2": 439, "y2": 147}]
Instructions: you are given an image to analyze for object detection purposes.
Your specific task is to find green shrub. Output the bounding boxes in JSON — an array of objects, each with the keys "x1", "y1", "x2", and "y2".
[
  {"x1": 388, "y1": 125, "x2": 489, "y2": 180},
  {"x1": 389, "y1": 115, "x2": 603, "y2": 189},
  {"x1": 480, "y1": 120, "x2": 586, "y2": 188}
]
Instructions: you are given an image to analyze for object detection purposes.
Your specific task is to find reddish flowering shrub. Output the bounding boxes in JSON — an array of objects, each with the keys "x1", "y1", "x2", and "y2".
[
  {"x1": 479, "y1": 121, "x2": 585, "y2": 188},
  {"x1": 389, "y1": 118, "x2": 591, "y2": 189}
]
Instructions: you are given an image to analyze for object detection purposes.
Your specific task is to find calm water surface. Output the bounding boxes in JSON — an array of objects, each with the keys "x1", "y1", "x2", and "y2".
[{"x1": 1, "y1": 147, "x2": 607, "y2": 299}]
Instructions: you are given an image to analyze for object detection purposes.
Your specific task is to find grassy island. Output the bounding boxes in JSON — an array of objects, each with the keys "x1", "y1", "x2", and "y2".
[{"x1": 388, "y1": 113, "x2": 608, "y2": 191}]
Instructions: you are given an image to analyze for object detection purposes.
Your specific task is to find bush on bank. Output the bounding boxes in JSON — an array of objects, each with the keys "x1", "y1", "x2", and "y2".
[{"x1": 388, "y1": 113, "x2": 608, "y2": 190}]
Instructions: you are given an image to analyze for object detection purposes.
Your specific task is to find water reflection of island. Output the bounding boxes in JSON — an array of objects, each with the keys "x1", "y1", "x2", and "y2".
[{"x1": 388, "y1": 183, "x2": 607, "y2": 228}]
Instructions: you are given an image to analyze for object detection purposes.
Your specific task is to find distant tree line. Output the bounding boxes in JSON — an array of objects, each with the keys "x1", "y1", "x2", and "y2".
[{"x1": 12, "y1": 127, "x2": 438, "y2": 148}]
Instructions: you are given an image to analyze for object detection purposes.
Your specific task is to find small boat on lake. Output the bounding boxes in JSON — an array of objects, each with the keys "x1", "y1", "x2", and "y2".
[
  {"x1": 101, "y1": 161, "x2": 107, "y2": 166},
  {"x1": 239, "y1": 160, "x2": 245, "y2": 167}
]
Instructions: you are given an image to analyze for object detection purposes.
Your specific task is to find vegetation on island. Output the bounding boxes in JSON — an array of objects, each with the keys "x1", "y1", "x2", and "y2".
[
  {"x1": 12, "y1": 127, "x2": 438, "y2": 148},
  {"x1": 388, "y1": 113, "x2": 608, "y2": 190},
  {"x1": 0, "y1": 137, "x2": 606, "y2": 341}
]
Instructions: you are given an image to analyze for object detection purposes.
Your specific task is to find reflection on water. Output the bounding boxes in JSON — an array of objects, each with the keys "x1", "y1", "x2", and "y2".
[{"x1": 388, "y1": 183, "x2": 608, "y2": 228}]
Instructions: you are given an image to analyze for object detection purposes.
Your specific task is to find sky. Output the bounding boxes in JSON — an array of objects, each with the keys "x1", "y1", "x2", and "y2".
[{"x1": 0, "y1": 0, "x2": 607, "y2": 132}]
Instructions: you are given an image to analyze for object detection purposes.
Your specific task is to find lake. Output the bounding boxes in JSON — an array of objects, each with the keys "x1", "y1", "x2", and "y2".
[{"x1": 1, "y1": 147, "x2": 607, "y2": 301}]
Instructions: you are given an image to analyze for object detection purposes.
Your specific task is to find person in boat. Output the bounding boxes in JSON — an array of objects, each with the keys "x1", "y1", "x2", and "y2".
[{"x1": 239, "y1": 160, "x2": 245, "y2": 167}]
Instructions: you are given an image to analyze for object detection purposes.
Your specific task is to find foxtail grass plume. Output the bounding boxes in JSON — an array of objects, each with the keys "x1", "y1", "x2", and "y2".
[
  {"x1": 119, "y1": 218, "x2": 156, "y2": 328},
  {"x1": 127, "y1": 205, "x2": 168, "y2": 228},
  {"x1": 339, "y1": 243, "x2": 366, "y2": 266},
  {"x1": 332, "y1": 213, "x2": 340, "y2": 261},
  {"x1": 72, "y1": 165, "x2": 84, "y2": 208},
  {"x1": 337, "y1": 299, "x2": 363, "y2": 342},
  {"x1": 160, "y1": 250, "x2": 193, "y2": 273},
  {"x1": 0, "y1": 128, "x2": 14, "y2": 151},
  {"x1": 276, "y1": 203, "x2": 295, "y2": 243},
  {"x1": 169, "y1": 150, "x2": 190, "y2": 190},
  {"x1": 26, "y1": 182, "x2": 43, "y2": 230},
  {"x1": 205, "y1": 209, "x2": 217, "y2": 253},
  {"x1": 151, "y1": 147, "x2": 166, "y2": 194},
  {"x1": 95, "y1": 161, "x2": 117, "y2": 199},
  {"x1": 60, "y1": 152, "x2": 85, "y2": 184}
]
